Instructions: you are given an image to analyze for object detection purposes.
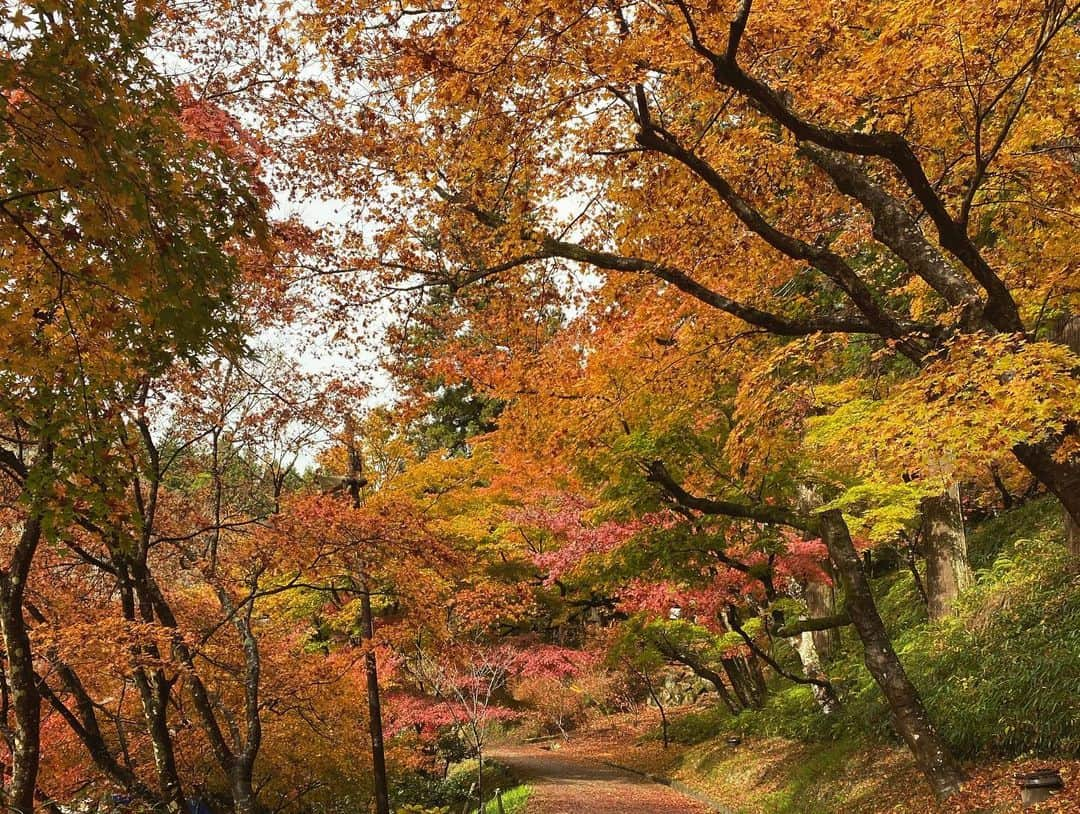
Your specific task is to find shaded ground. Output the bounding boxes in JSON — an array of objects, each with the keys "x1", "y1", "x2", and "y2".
[
  {"x1": 490, "y1": 743, "x2": 713, "y2": 813},
  {"x1": 521, "y1": 710, "x2": 1080, "y2": 813}
]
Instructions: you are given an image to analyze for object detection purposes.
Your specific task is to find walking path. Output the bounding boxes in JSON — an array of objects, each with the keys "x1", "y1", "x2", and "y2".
[{"x1": 490, "y1": 744, "x2": 713, "y2": 813}]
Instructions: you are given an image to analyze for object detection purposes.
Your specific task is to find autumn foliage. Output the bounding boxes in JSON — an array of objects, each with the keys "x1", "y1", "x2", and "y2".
[{"x1": 1, "y1": 0, "x2": 1078, "y2": 812}]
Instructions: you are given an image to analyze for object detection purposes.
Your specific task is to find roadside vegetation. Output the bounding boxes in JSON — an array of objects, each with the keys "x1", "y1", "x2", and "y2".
[{"x1": 2, "y1": 0, "x2": 1078, "y2": 812}]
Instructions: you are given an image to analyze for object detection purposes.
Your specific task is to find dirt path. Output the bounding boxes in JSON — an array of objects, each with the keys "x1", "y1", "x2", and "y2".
[{"x1": 490, "y1": 744, "x2": 713, "y2": 813}]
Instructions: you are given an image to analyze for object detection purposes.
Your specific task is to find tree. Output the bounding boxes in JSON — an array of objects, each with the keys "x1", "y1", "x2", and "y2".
[
  {"x1": 296, "y1": 0, "x2": 1080, "y2": 542},
  {"x1": 403, "y1": 640, "x2": 518, "y2": 809},
  {"x1": 0, "y1": 0, "x2": 266, "y2": 807}
]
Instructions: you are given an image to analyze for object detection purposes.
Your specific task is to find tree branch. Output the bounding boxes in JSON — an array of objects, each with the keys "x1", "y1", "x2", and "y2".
[
  {"x1": 725, "y1": 606, "x2": 835, "y2": 692},
  {"x1": 633, "y1": 125, "x2": 927, "y2": 361},
  {"x1": 799, "y1": 144, "x2": 982, "y2": 318},
  {"x1": 774, "y1": 612, "x2": 851, "y2": 638},
  {"x1": 645, "y1": 460, "x2": 815, "y2": 532},
  {"x1": 670, "y1": 2, "x2": 1026, "y2": 332},
  {"x1": 727, "y1": 0, "x2": 753, "y2": 64}
]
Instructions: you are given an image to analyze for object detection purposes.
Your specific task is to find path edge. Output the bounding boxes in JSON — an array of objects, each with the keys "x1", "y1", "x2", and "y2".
[{"x1": 598, "y1": 759, "x2": 736, "y2": 813}]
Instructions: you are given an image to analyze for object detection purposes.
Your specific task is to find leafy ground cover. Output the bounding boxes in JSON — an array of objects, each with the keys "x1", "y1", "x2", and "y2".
[
  {"x1": 481, "y1": 782, "x2": 531, "y2": 814},
  {"x1": 554, "y1": 710, "x2": 1080, "y2": 813}
]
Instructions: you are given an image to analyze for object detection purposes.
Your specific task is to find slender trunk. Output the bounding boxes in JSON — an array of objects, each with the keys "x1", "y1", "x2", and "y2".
[
  {"x1": 0, "y1": 593, "x2": 39, "y2": 814},
  {"x1": 745, "y1": 653, "x2": 768, "y2": 702},
  {"x1": 696, "y1": 663, "x2": 740, "y2": 714},
  {"x1": 641, "y1": 671, "x2": 669, "y2": 748},
  {"x1": 902, "y1": 533, "x2": 931, "y2": 609},
  {"x1": 1067, "y1": 513, "x2": 1080, "y2": 558},
  {"x1": 344, "y1": 418, "x2": 390, "y2": 814},
  {"x1": 361, "y1": 587, "x2": 390, "y2": 814},
  {"x1": 1043, "y1": 314, "x2": 1080, "y2": 556},
  {"x1": 136, "y1": 671, "x2": 185, "y2": 813},
  {"x1": 737, "y1": 657, "x2": 765, "y2": 707},
  {"x1": 232, "y1": 772, "x2": 256, "y2": 814},
  {"x1": 791, "y1": 630, "x2": 839, "y2": 714},
  {"x1": 476, "y1": 745, "x2": 484, "y2": 807},
  {"x1": 117, "y1": 563, "x2": 186, "y2": 812},
  {"x1": 222, "y1": 587, "x2": 262, "y2": 814},
  {"x1": 0, "y1": 511, "x2": 44, "y2": 814},
  {"x1": 797, "y1": 485, "x2": 840, "y2": 663},
  {"x1": 818, "y1": 510, "x2": 964, "y2": 801},
  {"x1": 919, "y1": 486, "x2": 974, "y2": 620},
  {"x1": 989, "y1": 466, "x2": 1015, "y2": 510}
]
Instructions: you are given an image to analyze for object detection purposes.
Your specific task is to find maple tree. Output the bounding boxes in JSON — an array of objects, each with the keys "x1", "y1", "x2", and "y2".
[
  {"x1": 0, "y1": 0, "x2": 272, "y2": 808},
  {"x1": 249, "y1": 0, "x2": 1080, "y2": 798},
  {"x1": 292, "y1": 0, "x2": 1079, "y2": 533},
  {"x1": 3, "y1": 0, "x2": 1079, "y2": 810}
]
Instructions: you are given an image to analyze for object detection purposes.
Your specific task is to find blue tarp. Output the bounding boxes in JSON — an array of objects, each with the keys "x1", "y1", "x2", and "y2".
[{"x1": 187, "y1": 800, "x2": 213, "y2": 814}]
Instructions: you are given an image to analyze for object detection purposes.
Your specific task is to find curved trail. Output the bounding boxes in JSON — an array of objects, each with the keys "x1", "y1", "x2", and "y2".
[{"x1": 490, "y1": 744, "x2": 712, "y2": 813}]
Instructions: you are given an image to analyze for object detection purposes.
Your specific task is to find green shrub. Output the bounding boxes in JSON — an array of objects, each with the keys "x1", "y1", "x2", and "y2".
[
  {"x1": 644, "y1": 507, "x2": 1080, "y2": 761},
  {"x1": 736, "y1": 685, "x2": 840, "y2": 742},
  {"x1": 481, "y1": 784, "x2": 531, "y2": 814},
  {"x1": 967, "y1": 496, "x2": 1063, "y2": 570},
  {"x1": 441, "y1": 759, "x2": 517, "y2": 804},
  {"x1": 391, "y1": 772, "x2": 447, "y2": 810},
  {"x1": 392, "y1": 760, "x2": 519, "y2": 811},
  {"x1": 903, "y1": 537, "x2": 1080, "y2": 757},
  {"x1": 643, "y1": 704, "x2": 735, "y2": 745}
]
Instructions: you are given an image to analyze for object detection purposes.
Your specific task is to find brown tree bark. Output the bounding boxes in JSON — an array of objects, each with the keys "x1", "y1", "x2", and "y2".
[
  {"x1": 1049, "y1": 313, "x2": 1080, "y2": 557},
  {"x1": 344, "y1": 415, "x2": 391, "y2": 814},
  {"x1": 1067, "y1": 513, "x2": 1080, "y2": 558},
  {"x1": 0, "y1": 443, "x2": 52, "y2": 814},
  {"x1": 919, "y1": 486, "x2": 974, "y2": 620},
  {"x1": 715, "y1": 657, "x2": 750, "y2": 709},
  {"x1": 116, "y1": 561, "x2": 187, "y2": 814},
  {"x1": 818, "y1": 510, "x2": 964, "y2": 800},
  {"x1": 360, "y1": 587, "x2": 390, "y2": 814},
  {"x1": 0, "y1": 512, "x2": 43, "y2": 814}
]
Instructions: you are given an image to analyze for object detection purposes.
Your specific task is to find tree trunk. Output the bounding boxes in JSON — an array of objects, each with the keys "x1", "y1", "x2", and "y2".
[
  {"x1": 345, "y1": 418, "x2": 390, "y2": 814},
  {"x1": 232, "y1": 770, "x2": 257, "y2": 814},
  {"x1": 229, "y1": 594, "x2": 262, "y2": 814},
  {"x1": 0, "y1": 511, "x2": 44, "y2": 814},
  {"x1": 805, "y1": 578, "x2": 840, "y2": 662},
  {"x1": 785, "y1": 580, "x2": 840, "y2": 713},
  {"x1": 360, "y1": 587, "x2": 390, "y2": 814},
  {"x1": 818, "y1": 510, "x2": 964, "y2": 801},
  {"x1": 0, "y1": 601, "x2": 38, "y2": 814},
  {"x1": 1067, "y1": 513, "x2": 1080, "y2": 558},
  {"x1": 474, "y1": 738, "x2": 485, "y2": 808},
  {"x1": 740, "y1": 656, "x2": 767, "y2": 707},
  {"x1": 797, "y1": 485, "x2": 840, "y2": 662},
  {"x1": 1014, "y1": 440, "x2": 1080, "y2": 552},
  {"x1": 117, "y1": 564, "x2": 186, "y2": 813},
  {"x1": 135, "y1": 671, "x2": 185, "y2": 813},
  {"x1": 1046, "y1": 314, "x2": 1080, "y2": 557},
  {"x1": 642, "y1": 671, "x2": 669, "y2": 749},
  {"x1": 919, "y1": 485, "x2": 973, "y2": 620},
  {"x1": 719, "y1": 657, "x2": 754, "y2": 709},
  {"x1": 790, "y1": 629, "x2": 839, "y2": 715}
]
